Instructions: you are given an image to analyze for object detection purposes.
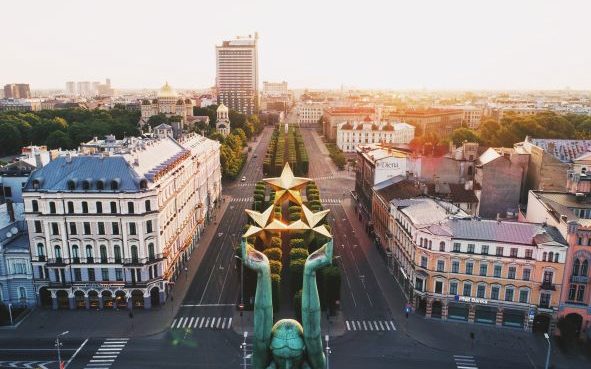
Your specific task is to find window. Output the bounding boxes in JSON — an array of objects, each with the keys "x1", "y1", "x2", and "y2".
[
  {"x1": 479, "y1": 263, "x2": 488, "y2": 276},
  {"x1": 542, "y1": 252, "x2": 547, "y2": 261},
  {"x1": 67, "y1": 201, "x2": 74, "y2": 214},
  {"x1": 82, "y1": 201, "x2": 88, "y2": 214},
  {"x1": 576, "y1": 285, "x2": 585, "y2": 302},
  {"x1": 83, "y1": 222, "x2": 91, "y2": 235},
  {"x1": 568, "y1": 284, "x2": 577, "y2": 300},
  {"x1": 101, "y1": 268, "x2": 109, "y2": 281},
  {"x1": 49, "y1": 202, "x2": 56, "y2": 214},
  {"x1": 54, "y1": 245, "x2": 62, "y2": 260},
  {"x1": 540, "y1": 292, "x2": 551, "y2": 308},
  {"x1": 86, "y1": 245, "x2": 93, "y2": 263},
  {"x1": 96, "y1": 202, "x2": 103, "y2": 214},
  {"x1": 100, "y1": 245, "x2": 107, "y2": 263},
  {"x1": 145, "y1": 200, "x2": 151, "y2": 212},
  {"x1": 72, "y1": 245, "x2": 79, "y2": 263},
  {"x1": 148, "y1": 243, "x2": 155, "y2": 260},
  {"x1": 74, "y1": 268, "x2": 81, "y2": 282},
  {"x1": 96, "y1": 180, "x2": 104, "y2": 191},
  {"x1": 543, "y1": 270, "x2": 553, "y2": 284},
  {"x1": 131, "y1": 245, "x2": 139, "y2": 263},
  {"x1": 115, "y1": 268, "x2": 123, "y2": 281},
  {"x1": 439, "y1": 241, "x2": 445, "y2": 251},
  {"x1": 435, "y1": 281, "x2": 443, "y2": 294},
  {"x1": 467, "y1": 244, "x2": 475, "y2": 254},
  {"x1": 69, "y1": 222, "x2": 77, "y2": 235},
  {"x1": 88, "y1": 268, "x2": 95, "y2": 281},
  {"x1": 505, "y1": 288, "x2": 514, "y2": 302},
  {"x1": 523, "y1": 269, "x2": 531, "y2": 281},
  {"x1": 128, "y1": 202, "x2": 134, "y2": 214},
  {"x1": 32, "y1": 200, "x2": 38, "y2": 212},
  {"x1": 436, "y1": 260, "x2": 445, "y2": 272},
  {"x1": 129, "y1": 222, "x2": 137, "y2": 235},
  {"x1": 508, "y1": 266, "x2": 516, "y2": 279},
  {"x1": 496, "y1": 247, "x2": 504, "y2": 256},
  {"x1": 481, "y1": 245, "x2": 489, "y2": 255},
  {"x1": 554, "y1": 253, "x2": 559, "y2": 263},
  {"x1": 548, "y1": 252, "x2": 554, "y2": 262},
  {"x1": 462, "y1": 282, "x2": 472, "y2": 297},
  {"x1": 450, "y1": 281, "x2": 458, "y2": 295},
  {"x1": 51, "y1": 222, "x2": 59, "y2": 235},
  {"x1": 494, "y1": 265, "x2": 502, "y2": 278},
  {"x1": 525, "y1": 249, "x2": 533, "y2": 259},
  {"x1": 36, "y1": 243, "x2": 45, "y2": 258},
  {"x1": 420, "y1": 256, "x2": 428, "y2": 268},
  {"x1": 453, "y1": 243, "x2": 461, "y2": 252},
  {"x1": 452, "y1": 260, "x2": 460, "y2": 273},
  {"x1": 510, "y1": 248, "x2": 518, "y2": 258},
  {"x1": 477, "y1": 285, "x2": 486, "y2": 298},
  {"x1": 146, "y1": 220, "x2": 153, "y2": 233},
  {"x1": 112, "y1": 222, "x2": 119, "y2": 235},
  {"x1": 415, "y1": 278, "x2": 424, "y2": 292},
  {"x1": 34, "y1": 220, "x2": 42, "y2": 233},
  {"x1": 110, "y1": 201, "x2": 117, "y2": 214},
  {"x1": 98, "y1": 222, "x2": 105, "y2": 235},
  {"x1": 114, "y1": 246, "x2": 122, "y2": 263},
  {"x1": 465, "y1": 262, "x2": 474, "y2": 275},
  {"x1": 519, "y1": 289, "x2": 529, "y2": 303},
  {"x1": 582, "y1": 260, "x2": 589, "y2": 276}
]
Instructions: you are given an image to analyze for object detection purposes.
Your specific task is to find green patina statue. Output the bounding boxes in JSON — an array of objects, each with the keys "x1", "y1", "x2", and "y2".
[{"x1": 241, "y1": 237, "x2": 333, "y2": 369}]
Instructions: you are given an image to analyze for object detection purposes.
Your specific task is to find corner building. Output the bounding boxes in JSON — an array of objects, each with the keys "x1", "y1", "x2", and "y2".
[
  {"x1": 23, "y1": 133, "x2": 221, "y2": 310},
  {"x1": 389, "y1": 197, "x2": 567, "y2": 331}
]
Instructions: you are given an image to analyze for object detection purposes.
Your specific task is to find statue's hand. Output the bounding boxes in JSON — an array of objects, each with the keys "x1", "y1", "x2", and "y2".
[
  {"x1": 304, "y1": 239, "x2": 333, "y2": 274},
  {"x1": 241, "y1": 237, "x2": 270, "y2": 273}
]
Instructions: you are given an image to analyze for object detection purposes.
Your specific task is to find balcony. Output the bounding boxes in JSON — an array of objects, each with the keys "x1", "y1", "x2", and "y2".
[
  {"x1": 540, "y1": 282, "x2": 556, "y2": 291},
  {"x1": 570, "y1": 275, "x2": 589, "y2": 284},
  {"x1": 46, "y1": 258, "x2": 66, "y2": 266}
]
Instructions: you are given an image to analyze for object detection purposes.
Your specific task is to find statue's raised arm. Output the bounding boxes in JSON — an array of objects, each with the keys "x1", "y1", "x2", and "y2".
[
  {"x1": 301, "y1": 239, "x2": 333, "y2": 369},
  {"x1": 241, "y1": 237, "x2": 274, "y2": 369}
]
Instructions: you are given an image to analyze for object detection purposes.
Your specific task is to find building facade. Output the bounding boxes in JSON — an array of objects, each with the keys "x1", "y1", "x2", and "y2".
[
  {"x1": 296, "y1": 101, "x2": 325, "y2": 126},
  {"x1": 216, "y1": 34, "x2": 259, "y2": 116},
  {"x1": 23, "y1": 133, "x2": 221, "y2": 310},
  {"x1": 323, "y1": 107, "x2": 376, "y2": 141},
  {"x1": 140, "y1": 82, "x2": 194, "y2": 125},
  {"x1": 388, "y1": 197, "x2": 567, "y2": 332},
  {"x1": 387, "y1": 109, "x2": 463, "y2": 139},
  {"x1": 216, "y1": 103, "x2": 231, "y2": 136},
  {"x1": 3, "y1": 84, "x2": 31, "y2": 99},
  {"x1": 336, "y1": 120, "x2": 415, "y2": 152}
]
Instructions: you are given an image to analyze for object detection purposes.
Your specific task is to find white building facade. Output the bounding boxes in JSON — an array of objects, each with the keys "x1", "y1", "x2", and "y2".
[
  {"x1": 23, "y1": 133, "x2": 221, "y2": 310},
  {"x1": 336, "y1": 121, "x2": 415, "y2": 152},
  {"x1": 296, "y1": 101, "x2": 325, "y2": 125}
]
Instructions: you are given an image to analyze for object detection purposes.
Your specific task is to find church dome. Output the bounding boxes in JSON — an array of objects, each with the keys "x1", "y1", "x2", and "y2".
[
  {"x1": 157, "y1": 81, "x2": 177, "y2": 97},
  {"x1": 217, "y1": 103, "x2": 229, "y2": 113}
]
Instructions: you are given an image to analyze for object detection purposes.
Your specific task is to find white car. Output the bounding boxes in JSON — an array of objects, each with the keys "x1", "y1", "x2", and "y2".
[{"x1": 241, "y1": 176, "x2": 246, "y2": 182}]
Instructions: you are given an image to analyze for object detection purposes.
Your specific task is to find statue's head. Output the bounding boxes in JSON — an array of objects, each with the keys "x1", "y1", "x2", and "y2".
[{"x1": 270, "y1": 319, "x2": 305, "y2": 369}]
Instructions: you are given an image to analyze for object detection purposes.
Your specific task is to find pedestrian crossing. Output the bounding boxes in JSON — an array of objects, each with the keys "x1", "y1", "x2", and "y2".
[
  {"x1": 321, "y1": 198, "x2": 342, "y2": 204},
  {"x1": 0, "y1": 361, "x2": 55, "y2": 369},
  {"x1": 238, "y1": 182, "x2": 256, "y2": 187},
  {"x1": 453, "y1": 355, "x2": 478, "y2": 369},
  {"x1": 232, "y1": 197, "x2": 253, "y2": 203},
  {"x1": 171, "y1": 316, "x2": 233, "y2": 330},
  {"x1": 345, "y1": 320, "x2": 396, "y2": 332},
  {"x1": 83, "y1": 338, "x2": 129, "y2": 369}
]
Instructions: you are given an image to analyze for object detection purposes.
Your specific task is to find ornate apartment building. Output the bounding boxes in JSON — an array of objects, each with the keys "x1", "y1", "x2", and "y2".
[
  {"x1": 22, "y1": 133, "x2": 221, "y2": 310},
  {"x1": 388, "y1": 197, "x2": 567, "y2": 332}
]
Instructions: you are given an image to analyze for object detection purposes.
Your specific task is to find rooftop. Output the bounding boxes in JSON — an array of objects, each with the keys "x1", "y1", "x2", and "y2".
[
  {"x1": 524, "y1": 137, "x2": 591, "y2": 163},
  {"x1": 393, "y1": 197, "x2": 467, "y2": 227}
]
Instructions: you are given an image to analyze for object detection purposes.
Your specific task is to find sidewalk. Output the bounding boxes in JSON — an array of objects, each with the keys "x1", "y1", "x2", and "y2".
[
  {"x1": 0, "y1": 199, "x2": 231, "y2": 339},
  {"x1": 340, "y1": 197, "x2": 588, "y2": 368}
]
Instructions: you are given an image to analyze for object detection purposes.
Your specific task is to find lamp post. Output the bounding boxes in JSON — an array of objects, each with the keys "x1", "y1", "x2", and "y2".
[
  {"x1": 8, "y1": 303, "x2": 13, "y2": 326},
  {"x1": 55, "y1": 330, "x2": 69, "y2": 369},
  {"x1": 324, "y1": 334, "x2": 331, "y2": 369},
  {"x1": 234, "y1": 254, "x2": 245, "y2": 333},
  {"x1": 544, "y1": 333, "x2": 551, "y2": 369},
  {"x1": 241, "y1": 331, "x2": 248, "y2": 369}
]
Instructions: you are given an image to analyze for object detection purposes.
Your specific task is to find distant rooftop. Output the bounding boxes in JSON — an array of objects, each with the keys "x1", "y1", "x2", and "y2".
[
  {"x1": 393, "y1": 197, "x2": 467, "y2": 227},
  {"x1": 524, "y1": 137, "x2": 591, "y2": 163}
]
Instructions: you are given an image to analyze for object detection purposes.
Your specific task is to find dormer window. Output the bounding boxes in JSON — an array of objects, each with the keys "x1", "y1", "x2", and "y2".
[
  {"x1": 67, "y1": 180, "x2": 76, "y2": 190},
  {"x1": 96, "y1": 180, "x2": 104, "y2": 191},
  {"x1": 111, "y1": 179, "x2": 120, "y2": 191},
  {"x1": 139, "y1": 179, "x2": 148, "y2": 190},
  {"x1": 82, "y1": 179, "x2": 91, "y2": 190}
]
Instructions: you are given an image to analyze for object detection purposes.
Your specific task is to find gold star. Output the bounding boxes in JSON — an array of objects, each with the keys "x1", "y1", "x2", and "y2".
[
  {"x1": 287, "y1": 204, "x2": 332, "y2": 239},
  {"x1": 244, "y1": 205, "x2": 288, "y2": 240},
  {"x1": 264, "y1": 163, "x2": 311, "y2": 205}
]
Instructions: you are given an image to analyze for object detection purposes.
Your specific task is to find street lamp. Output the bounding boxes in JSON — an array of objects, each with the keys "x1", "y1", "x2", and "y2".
[
  {"x1": 7, "y1": 303, "x2": 13, "y2": 326},
  {"x1": 241, "y1": 331, "x2": 248, "y2": 369},
  {"x1": 234, "y1": 254, "x2": 245, "y2": 333},
  {"x1": 324, "y1": 334, "x2": 331, "y2": 369},
  {"x1": 544, "y1": 333, "x2": 551, "y2": 369},
  {"x1": 56, "y1": 330, "x2": 69, "y2": 369}
]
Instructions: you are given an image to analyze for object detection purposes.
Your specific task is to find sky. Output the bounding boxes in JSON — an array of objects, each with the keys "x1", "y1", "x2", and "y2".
[{"x1": 2, "y1": 0, "x2": 590, "y2": 91}]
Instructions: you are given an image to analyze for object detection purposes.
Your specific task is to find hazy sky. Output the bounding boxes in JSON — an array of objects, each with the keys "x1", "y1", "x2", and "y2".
[{"x1": 2, "y1": 0, "x2": 590, "y2": 90}]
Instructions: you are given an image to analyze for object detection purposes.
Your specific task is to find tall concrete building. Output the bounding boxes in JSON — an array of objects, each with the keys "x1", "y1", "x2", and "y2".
[
  {"x1": 215, "y1": 34, "x2": 259, "y2": 116},
  {"x1": 3, "y1": 84, "x2": 31, "y2": 99}
]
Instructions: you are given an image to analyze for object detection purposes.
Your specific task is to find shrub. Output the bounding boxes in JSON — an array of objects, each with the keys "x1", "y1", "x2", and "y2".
[
  {"x1": 271, "y1": 237, "x2": 282, "y2": 249},
  {"x1": 288, "y1": 212, "x2": 300, "y2": 221},
  {"x1": 289, "y1": 238, "x2": 305, "y2": 249},
  {"x1": 263, "y1": 247, "x2": 283, "y2": 261},
  {"x1": 290, "y1": 258, "x2": 305, "y2": 292},
  {"x1": 293, "y1": 289, "x2": 302, "y2": 321},
  {"x1": 271, "y1": 274, "x2": 281, "y2": 312},
  {"x1": 290, "y1": 248, "x2": 309, "y2": 261},
  {"x1": 269, "y1": 260, "x2": 283, "y2": 275}
]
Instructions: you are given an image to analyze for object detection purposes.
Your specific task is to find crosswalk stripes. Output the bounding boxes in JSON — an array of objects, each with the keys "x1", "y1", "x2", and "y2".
[
  {"x1": 345, "y1": 320, "x2": 396, "y2": 332},
  {"x1": 231, "y1": 197, "x2": 253, "y2": 203},
  {"x1": 171, "y1": 316, "x2": 233, "y2": 330},
  {"x1": 238, "y1": 182, "x2": 256, "y2": 187},
  {"x1": 320, "y1": 198, "x2": 341, "y2": 204},
  {"x1": 0, "y1": 362, "x2": 55, "y2": 369},
  {"x1": 453, "y1": 355, "x2": 478, "y2": 369},
  {"x1": 84, "y1": 338, "x2": 129, "y2": 369}
]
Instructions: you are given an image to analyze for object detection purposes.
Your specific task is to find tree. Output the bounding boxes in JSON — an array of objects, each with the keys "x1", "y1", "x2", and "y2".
[
  {"x1": 269, "y1": 260, "x2": 283, "y2": 275},
  {"x1": 271, "y1": 237, "x2": 282, "y2": 249},
  {"x1": 46, "y1": 130, "x2": 72, "y2": 149},
  {"x1": 263, "y1": 247, "x2": 282, "y2": 261},
  {"x1": 289, "y1": 259, "x2": 305, "y2": 292},
  {"x1": 232, "y1": 128, "x2": 247, "y2": 145},
  {"x1": 450, "y1": 127, "x2": 481, "y2": 146},
  {"x1": 0, "y1": 123, "x2": 22, "y2": 156},
  {"x1": 147, "y1": 114, "x2": 169, "y2": 127},
  {"x1": 289, "y1": 248, "x2": 309, "y2": 261}
]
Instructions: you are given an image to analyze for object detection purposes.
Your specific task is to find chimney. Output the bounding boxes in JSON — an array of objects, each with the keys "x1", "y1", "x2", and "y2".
[
  {"x1": 34, "y1": 152, "x2": 43, "y2": 168},
  {"x1": 6, "y1": 200, "x2": 15, "y2": 223}
]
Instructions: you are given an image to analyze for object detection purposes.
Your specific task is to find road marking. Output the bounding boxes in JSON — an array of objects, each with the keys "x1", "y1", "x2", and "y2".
[
  {"x1": 454, "y1": 355, "x2": 478, "y2": 369},
  {"x1": 228, "y1": 317, "x2": 233, "y2": 328},
  {"x1": 193, "y1": 317, "x2": 201, "y2": 328},
  {"x1": 362, "y1": 321, "x2": 367, "y2": 330},
  {"x1": 221, "y1": 317, "x2": 227, "y2": 329},
  {"x1": 384, "y1": 321, "x2": 391, "y2": 331},
  {"x1": 92, "y1": 356, "x2": 117, "y2": 359},
  {"x1": 345, "y1": 321, "x2": 350, "y2": 330},
  {"x1": 64, "y1": 338, "x2": 88, "y2": 369},
  {"x1": 180, "y1": 303, "x2": 235, "y2": 307},
  {"x1": 188, "y1": 317, "x2": 195, "y2": 328},
  {"x1": 199, "y1": 317, "x2": 205, "y2": 328},
  {"x1": 98, "y1": 348, "x2": 122, "y2": 351},
  {"x1": 101, "y1": 341, "x2": 126, "y2": 344},
  {"x1": 378, "y1": 321, "x2": 385, "y2": 330},
  {"x1": 105, "y1": 338, "x2": 128, "y2": 341},
  {"x1": 89, "y1": 359, "x2": 115, "y2": 363},
  {"x1": 205, "y1": 317, "x2": 211, "y2": 328}
]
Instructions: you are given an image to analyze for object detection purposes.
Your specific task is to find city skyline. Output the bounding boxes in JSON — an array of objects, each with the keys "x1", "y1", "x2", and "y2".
[{"x1": 2, "y1": 0, "x2": 591, "y2": 91}]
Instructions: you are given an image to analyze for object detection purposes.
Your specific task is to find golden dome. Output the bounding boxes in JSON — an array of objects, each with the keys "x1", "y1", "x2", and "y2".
[{"x1": 157, "y1": 81, "x2": 177, "y2": 98}]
